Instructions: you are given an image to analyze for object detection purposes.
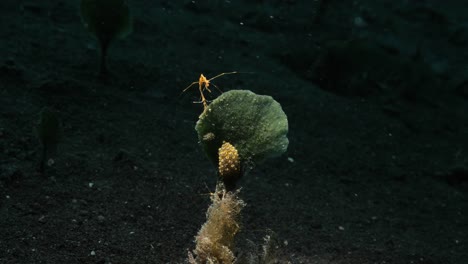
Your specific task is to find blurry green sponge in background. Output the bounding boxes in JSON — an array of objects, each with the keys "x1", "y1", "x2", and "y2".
[
  {"x1": 80, "y1": 0, "x2": 132, "y2": 76},
  {"x1": 80, "y1": 0, "x2": 132, "y2": 41},
  {"x1": 195, "y1": 90, "x2": 289, "y2": 171}
]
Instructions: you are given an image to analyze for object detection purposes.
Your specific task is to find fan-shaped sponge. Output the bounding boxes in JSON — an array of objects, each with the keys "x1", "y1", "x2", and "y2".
[
  {"x1": 195, "y1": 90, "x2": 289, "y2": 174},
  {"x1": 80, "y1": 0, "x2": 132, "y2": 76}
]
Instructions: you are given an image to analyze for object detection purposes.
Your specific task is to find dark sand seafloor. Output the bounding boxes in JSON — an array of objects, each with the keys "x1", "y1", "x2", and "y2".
[{"x1": 1, "y1": 0, "x2": 467, "y2": 263}]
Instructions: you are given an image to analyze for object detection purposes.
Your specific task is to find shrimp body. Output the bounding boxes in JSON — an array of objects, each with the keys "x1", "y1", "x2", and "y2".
[{"x1": 183, "y1": 72, "x2": 238, "y2": 112}]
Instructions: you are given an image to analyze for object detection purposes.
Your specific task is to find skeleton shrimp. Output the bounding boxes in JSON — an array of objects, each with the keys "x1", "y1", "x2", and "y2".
[{"x1": 182, "y1": 72, "x2": 238, "y2": 112}]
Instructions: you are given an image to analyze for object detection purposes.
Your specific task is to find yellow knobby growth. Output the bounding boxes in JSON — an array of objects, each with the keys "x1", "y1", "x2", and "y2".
[{"x1": 218, "y1": 141, "x2": 240, "y2": 181}]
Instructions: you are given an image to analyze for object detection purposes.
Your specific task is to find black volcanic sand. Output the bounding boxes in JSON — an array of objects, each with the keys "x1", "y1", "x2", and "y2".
[{"x1": 1, "y1": 1, "x2": 467, "y2": 263}]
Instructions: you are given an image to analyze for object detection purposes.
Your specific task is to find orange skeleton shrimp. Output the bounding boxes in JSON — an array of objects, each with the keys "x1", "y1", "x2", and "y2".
[{"x1": 182, "y1": 72, "x2": 238, "y2": 112}]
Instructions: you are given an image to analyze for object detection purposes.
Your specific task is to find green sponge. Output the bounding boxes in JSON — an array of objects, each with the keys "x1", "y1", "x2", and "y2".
[
  {"x1": 195, "y1": 90, "x2": 289, "y2": 173},
  {"x1": 80, "y1": 0, "x2": 133, "y2": 77},
  {"x1": 36, "y1": 108, "x2": 61, "y2": 175}
]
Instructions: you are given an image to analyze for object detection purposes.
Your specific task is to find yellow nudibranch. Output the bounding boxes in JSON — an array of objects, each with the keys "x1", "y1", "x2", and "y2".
[{"x1": 218, "y1": 141, "x2": 240, "y2": 180}]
